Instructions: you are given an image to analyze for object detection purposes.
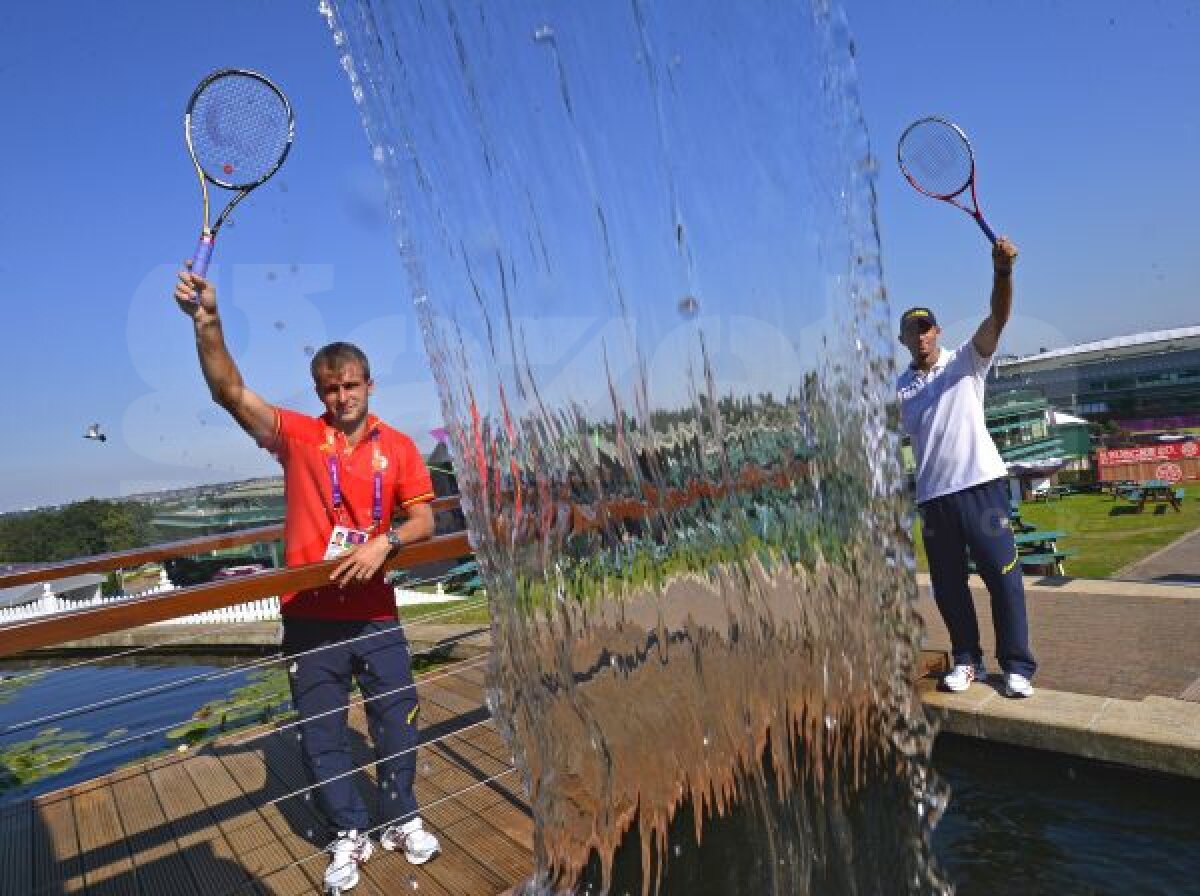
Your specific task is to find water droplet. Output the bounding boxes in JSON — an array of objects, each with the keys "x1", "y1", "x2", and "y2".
[
  {"x1": 408, "y1": 875, "x2": 419, "y2": 890},
  {"x1": 266, "y1": 270, "x2": 277, "y2": 281},
  {"x1": 677, "y1": 295, "x2": 699, "y2": 318},
  {"x1": 290, "y1": 263, "x2": 299, "y2": 273},
  {"x1": 274, "y1": 320, "x2": 286, "y2": 331},
  {"x1": 534, "y1": 24, "x2": 554, "y2": 41},
  {"x1": 824, "y1": 714, "x2": 836, "y2": 730},
  {"x1": 672, "y1": 843, "x2": 682, "y2": 857},
  {"x1": 702, "y1": 734, "x2": 710, "y2": 747},
  {"x1": 373, "y1": 145, "x2": 385, "y2": 163}
]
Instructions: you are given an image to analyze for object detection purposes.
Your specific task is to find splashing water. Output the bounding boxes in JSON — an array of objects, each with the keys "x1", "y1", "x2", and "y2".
[{"x1": 323, "y1": 1, "x2": 945, "y2": 893}]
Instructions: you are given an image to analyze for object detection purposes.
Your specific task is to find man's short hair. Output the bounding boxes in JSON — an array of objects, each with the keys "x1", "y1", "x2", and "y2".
[{"x1": 310, "y1": 342, "x2": 372, "y2": 382}]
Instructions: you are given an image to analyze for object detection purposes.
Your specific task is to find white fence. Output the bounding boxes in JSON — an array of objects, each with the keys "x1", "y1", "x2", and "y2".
[
  {"x1": 0, "y1": 579, "x2": 465, "y2": 627},
  {"x1": 0, "y1": 579, "x2": 282, "y2": 626}
]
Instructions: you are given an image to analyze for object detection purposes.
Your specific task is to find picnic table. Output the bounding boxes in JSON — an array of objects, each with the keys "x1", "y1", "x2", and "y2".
[
  {"x1": 1013, "y1": 529, "x2": 1075, "y2": 575},
  {"x1": 971, "y1": 519, "x2": 1075, "y2": 576},
  {"x1": 1102, "y1": 479, "x2": 1137, "y2": 497},
  {"x1": 1116, "y1": 480, "x2": 1184, "y2": 512}
]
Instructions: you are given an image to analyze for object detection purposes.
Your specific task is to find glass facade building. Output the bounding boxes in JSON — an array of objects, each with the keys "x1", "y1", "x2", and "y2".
[{"x1": 990, "y1": 327, "x2": 1200, "y2": 425}]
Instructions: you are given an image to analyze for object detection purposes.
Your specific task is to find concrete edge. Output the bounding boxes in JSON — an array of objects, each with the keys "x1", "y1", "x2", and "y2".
[
  {"x1": 918, "y1": 677, "x2": 1200, "y2": 779},
  {"x1": 915, "y1": 571, "x2": 1200, "y2": 600}
]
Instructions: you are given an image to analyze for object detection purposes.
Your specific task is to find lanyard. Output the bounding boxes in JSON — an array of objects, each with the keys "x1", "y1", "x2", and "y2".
[{"x1": 326, "y1": 427, "x2": 385, "y2": 531}]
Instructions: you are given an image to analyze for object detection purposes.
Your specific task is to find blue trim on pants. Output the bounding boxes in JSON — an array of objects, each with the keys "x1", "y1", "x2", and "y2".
[
  {"x1": 919, "y1": 477, "x2": 1037, "y2": 678},
  {"x1": 283, "y1": 619, "x2": 420, "y2": 836}
]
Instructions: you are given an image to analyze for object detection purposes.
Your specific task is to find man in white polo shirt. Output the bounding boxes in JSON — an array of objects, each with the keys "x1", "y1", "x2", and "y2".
[{"x1": 896, "y1": 237, "x2": 1035, "y2": 698}]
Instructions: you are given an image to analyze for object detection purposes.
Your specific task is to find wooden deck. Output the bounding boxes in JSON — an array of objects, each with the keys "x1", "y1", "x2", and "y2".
[{"x1": 0, "y1": 664, "x2": 532, "y2": 896}]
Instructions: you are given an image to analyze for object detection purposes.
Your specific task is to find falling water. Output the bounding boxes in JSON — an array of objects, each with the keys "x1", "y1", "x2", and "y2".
[{"x1": 321, "y1": 1, "x2": 946, "y2": 892}]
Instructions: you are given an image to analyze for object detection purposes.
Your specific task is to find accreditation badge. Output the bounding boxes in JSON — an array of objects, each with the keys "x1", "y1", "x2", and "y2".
[{"x1": 323, "y1": 525, "x2": 371, "y2": 560}]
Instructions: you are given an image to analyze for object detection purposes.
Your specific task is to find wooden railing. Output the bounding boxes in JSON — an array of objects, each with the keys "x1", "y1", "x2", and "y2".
[{"x1": 0, "y1": 496, "x2": 468, "y2": 660}]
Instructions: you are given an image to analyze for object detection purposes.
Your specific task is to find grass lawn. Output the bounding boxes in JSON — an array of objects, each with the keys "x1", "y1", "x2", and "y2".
[
  {"x1": 397, "y1": 594, "x2": 492, "y2": 625},
  {"x1": 912, "y1": 483, "x2": 1200, "y2": 579}
]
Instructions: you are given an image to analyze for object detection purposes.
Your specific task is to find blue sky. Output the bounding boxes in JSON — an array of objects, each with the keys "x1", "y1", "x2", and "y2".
[{"x1": 1, "y1": 1, "x2": 1197, "y2": 512}]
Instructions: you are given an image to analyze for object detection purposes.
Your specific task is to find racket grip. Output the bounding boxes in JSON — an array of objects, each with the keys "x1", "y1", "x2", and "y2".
[
  {"x1": 975, "y1": 216, "x2": 997, "y2": 244},
  {"x1": 191, "y1": 232, "x2": 215, "y2": 278}
]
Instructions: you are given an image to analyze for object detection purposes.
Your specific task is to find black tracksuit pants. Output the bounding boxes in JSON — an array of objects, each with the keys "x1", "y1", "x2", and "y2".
[{"x1": 919, "y1": 477, "x2": 1037, "y2": 678}]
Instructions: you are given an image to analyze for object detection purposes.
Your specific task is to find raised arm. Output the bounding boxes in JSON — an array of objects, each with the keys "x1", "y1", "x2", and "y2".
[
  {"x1": 972, "y1": 237, "x2": 1019, "y2": 359},
  {"x1": 174, "y1": 267, "x2": 278, "y2": 446}
]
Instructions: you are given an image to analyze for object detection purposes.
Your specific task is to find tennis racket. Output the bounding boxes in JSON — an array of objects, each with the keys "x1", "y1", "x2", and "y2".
[
  {"x1": 897, "y1": 116, "x2": 996, "y2": 244},
  {"x1": 184, "y1": 68, "x2": 294, "y2": 280}
]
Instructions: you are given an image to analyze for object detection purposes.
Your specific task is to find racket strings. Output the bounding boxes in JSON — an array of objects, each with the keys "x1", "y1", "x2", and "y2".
[
  {"x1": 898, "y1": 120, "x2": 973, "y2": 199},
  {"x1": 189, "y1": 74, "x2": 291, "y2": 188}
]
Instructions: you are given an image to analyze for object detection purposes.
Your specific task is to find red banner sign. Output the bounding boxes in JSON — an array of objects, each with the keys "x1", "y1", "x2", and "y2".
[{"x1": 1097, "y1": 442, "x2": 1200, "y2": 466}]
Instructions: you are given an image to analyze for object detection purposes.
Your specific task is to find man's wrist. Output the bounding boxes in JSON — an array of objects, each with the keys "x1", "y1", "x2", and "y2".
[{"x1": 385, "y1": 530, "x2": 404, "y2": 553}]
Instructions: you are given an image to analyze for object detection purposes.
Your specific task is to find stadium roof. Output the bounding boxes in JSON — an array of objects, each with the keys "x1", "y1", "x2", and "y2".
[{"x1": 996, "y1": 326, "x2": 1200, "y2": 373}]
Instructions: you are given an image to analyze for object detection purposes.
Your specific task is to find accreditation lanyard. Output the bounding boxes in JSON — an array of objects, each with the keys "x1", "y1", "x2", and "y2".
[{"x1": 325, "y1": 427, "x2": 385, "y2": 533}]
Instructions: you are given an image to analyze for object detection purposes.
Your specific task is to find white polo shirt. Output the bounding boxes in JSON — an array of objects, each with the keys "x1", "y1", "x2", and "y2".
[{"x1": 897, "y1": 340, "x2": 1008, "y2": 504}]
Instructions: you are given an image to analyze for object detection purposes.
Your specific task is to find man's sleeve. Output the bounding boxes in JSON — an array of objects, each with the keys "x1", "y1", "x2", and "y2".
[
  {"x1": 395, "y1": 437, "x2": 436, "y2": 509},
  {"x1": 949, "y1": 342, "x2": 993, "y2": 382},
  {"x1": 267, "y1": 409, "x2": 318, "y2": 461}
]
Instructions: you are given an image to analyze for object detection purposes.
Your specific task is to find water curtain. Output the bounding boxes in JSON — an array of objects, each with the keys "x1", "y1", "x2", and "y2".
[{"x1": 321, "y1": 1, "x2": 946, "y2": 892}]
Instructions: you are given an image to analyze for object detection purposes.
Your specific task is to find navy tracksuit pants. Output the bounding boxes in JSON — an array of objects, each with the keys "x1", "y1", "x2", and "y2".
[
  {"x1": 283, "y1": 619, "x2": 420, "y2": 836},
  {"x1": 919, "y1": 477, "x2": 1037, "y2": 678}
]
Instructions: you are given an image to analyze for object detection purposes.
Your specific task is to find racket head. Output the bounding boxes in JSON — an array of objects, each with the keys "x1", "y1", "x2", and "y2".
[
  {"x1": 897, "y1": 116, "x2": 975, "y2": 200},
  {"x1": 185, "y1": 68, "x2": 294, "y2": 191}
]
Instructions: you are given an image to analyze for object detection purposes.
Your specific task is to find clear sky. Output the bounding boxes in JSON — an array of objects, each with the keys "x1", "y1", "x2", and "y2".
[{"x1": 1, "y1": 0, "x2": 1197, "y2": 512}]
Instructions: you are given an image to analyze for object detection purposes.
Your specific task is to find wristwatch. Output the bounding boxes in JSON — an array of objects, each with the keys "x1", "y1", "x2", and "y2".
[{"x1": 386, "y1": 530, "x2": 403, "y2": 552}]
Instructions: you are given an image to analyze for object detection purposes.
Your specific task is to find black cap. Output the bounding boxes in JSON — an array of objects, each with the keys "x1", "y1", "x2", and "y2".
[{"x1": 899, "y1": 306, "x2": 938, "y2": 330}]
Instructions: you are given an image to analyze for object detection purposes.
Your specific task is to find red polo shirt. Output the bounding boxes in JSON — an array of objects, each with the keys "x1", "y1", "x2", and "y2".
[{"x1": 269, "y1": 409, "x2": 434, "y2": 620}]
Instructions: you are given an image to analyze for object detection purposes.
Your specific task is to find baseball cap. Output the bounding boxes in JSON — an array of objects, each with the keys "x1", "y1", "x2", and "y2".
[{"x1": 899, "y1": 307, "x2": 938, "y2": 331}]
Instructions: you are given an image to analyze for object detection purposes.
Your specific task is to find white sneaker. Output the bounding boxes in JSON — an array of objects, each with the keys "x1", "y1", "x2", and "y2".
[
  {"x1": 380, "y1": 817, "x2": 441, "y2": 865},
  {"x1": 1003, "y1": 673, "x2": 1034, "y2": 698},
  {"x1": 324, "y1": 830, "x2": 373, "y2": 894},
  {"x1": 942, "y1": 664, "x2": 977, "y2": 693}
]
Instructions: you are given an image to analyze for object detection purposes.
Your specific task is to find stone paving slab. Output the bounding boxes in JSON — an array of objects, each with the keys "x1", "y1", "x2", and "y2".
[
  {"x1": 920, "y1": 678, "x2": 1200, "y2": 779},
  {"x1": 915, "y1": 573, "x2": 1200, "y2": 702}
]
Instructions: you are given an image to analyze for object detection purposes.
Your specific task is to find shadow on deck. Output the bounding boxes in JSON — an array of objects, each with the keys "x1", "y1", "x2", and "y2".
[{"x1": 0, "y1": 666, "x2": 532, "y2": 896}]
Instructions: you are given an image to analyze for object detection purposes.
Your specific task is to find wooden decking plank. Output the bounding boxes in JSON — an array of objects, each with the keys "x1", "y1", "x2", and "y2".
[
  {"x1": 148, "y1": 758, "x2": 255, "y2": 895},
  {"x1": 71, "y1": 784, "x2": 139, "y2": 895},
  {"x1": 247, "y1": 733, "x2": 390, "y2": 896},
  {"x1": 181, "y1": 752, "x2": 301, "y2": 887},
  {"x1": 474, "y1": 799, "x2": 534, "y2": 853},
  {"x1": 215, "y1": 744, "x2": 327, "y2": 896},
  {"x1": 109, "y1": 770, "x2": 201, "y2": 896},
  {"x1": 32, "y1": 795, "x2": 86, "y2": 895},
  {"x1": 440, "y1": 813, "x2": 531, "y2": 889},
  {"x1": 0, "y1": 801, "x2": 34, "y2": 896},
  {"x1": 10, "y1": 659, "x2": 535, "y2": 896}
]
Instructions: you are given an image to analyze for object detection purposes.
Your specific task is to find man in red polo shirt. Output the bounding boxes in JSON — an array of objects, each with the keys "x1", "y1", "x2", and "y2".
[{"x1": 175, "y1": 267, "x2": 440, "y2": 893}]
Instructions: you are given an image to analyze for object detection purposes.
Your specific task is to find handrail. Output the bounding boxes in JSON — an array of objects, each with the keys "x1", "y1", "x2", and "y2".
[
  {"x1": 0, "y1": 495, "x2": 462, "y2": 589},
  {"x1": 0, "y1": 529, "x2": 472, "y2": 659}
]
